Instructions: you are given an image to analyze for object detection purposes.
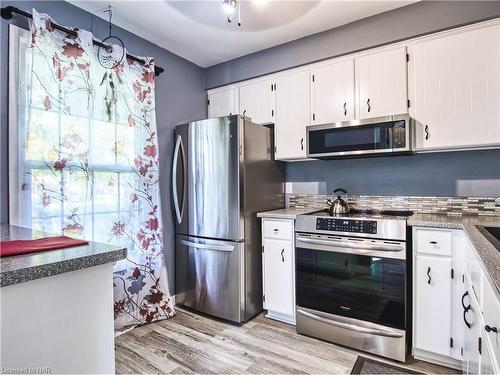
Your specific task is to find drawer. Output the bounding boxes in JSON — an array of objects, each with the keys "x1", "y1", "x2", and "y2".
[
  {"x1": 263, "y1": 219, "x2": 294, "y2": 240},
  {"x1": 414, "y1": 228, "x2": 452, "y2": 256},
  {"x1": 482, "y1": 275, "x2": 500, "y2": 359}
]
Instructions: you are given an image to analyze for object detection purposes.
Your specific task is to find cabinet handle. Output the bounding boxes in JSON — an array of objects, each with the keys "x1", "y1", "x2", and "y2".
[
  {"x1": 367, "y1": 98, "x2": 371, "y2": 113},
  {"x1": 462, "y1": 291, "x2": 471, "y2": 310},
  {"x1": 425, "y1": 125, "x2": 430, "y2": 140},
  {"x1": 300, "y1": 138, "x2": 304, "y2": 150},
  {"x1": 464, "y1": 308, "x2": 471, "y2": 329},
  {"x1": 427, "y1": 267, "x2": 431, "y2": 284},
  {"x1": 273, "y1": 228, "x2": 279, "y2": 232},
  {"x1": 343, "y1": 102, "x2": 347, "y2": 116},
  {"x1": 429, "y1": 241, "x2": 438, "y2": 245},
  {"x1": 243, "y1": 109, "x2": 247, "y2": 116},
  {"x1": 485, "y1": 325, "x2": 498, "y2": 333},
  {"x1": 229, "y1": 113, "x2": 232, "y2": 116},
  {"x1": 281, "y1": 249, "x2": 285, "y2": 262}
]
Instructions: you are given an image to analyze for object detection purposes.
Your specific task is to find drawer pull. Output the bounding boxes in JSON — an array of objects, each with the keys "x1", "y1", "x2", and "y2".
[
  {"x1": 429, "y1": 241, "x2": 438, "y2": 245},
  {"x1": 485, "y1": 325, "x2": 498, "y2": 333},
  {"x1": 273, "y1": 228, "x2": 279, "y2": 232}
]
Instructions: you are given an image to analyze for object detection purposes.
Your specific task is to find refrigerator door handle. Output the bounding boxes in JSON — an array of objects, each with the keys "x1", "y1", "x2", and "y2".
[
  {"x1": 180, "y1": 239, "x2": 234, "y2": 252},
  {"x1": 172, "y1": 134, "x2": 186, "y2": 224}
]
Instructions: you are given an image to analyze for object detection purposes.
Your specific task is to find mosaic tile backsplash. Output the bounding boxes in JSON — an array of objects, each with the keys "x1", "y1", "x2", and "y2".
[{"x1": 286, "y1": 194, "x2": 500, "y2": 217}]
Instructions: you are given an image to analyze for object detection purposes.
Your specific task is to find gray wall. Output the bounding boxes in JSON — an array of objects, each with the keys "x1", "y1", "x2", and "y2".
[
  {"x1": 205, "y1": 1, "x2": 500, "y2": 198},
  {"x1": 0, "y1": 1, "x2": 207, "y2": 294},
  {"x1": 206, "y1": 1, "x2": 500, "y2": 88}
]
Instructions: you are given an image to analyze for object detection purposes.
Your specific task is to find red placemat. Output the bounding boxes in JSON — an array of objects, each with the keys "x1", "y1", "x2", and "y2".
[{"x1": 0, "y1": 236, "x2": 89, "y2": 257}]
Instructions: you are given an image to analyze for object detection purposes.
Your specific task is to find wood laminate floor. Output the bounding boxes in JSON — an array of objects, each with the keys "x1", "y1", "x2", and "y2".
[{"x1": 115, "y1": 308, "x2": 460, "y2": 374}]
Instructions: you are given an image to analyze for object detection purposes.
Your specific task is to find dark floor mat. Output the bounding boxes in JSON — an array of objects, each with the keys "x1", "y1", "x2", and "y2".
[{"x1": 351, "y1": 356, "x2": 423, "y2": 374}]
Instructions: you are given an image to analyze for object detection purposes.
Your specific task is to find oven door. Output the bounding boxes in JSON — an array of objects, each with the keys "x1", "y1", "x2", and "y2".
[
  {"x1": 307, "y1": 115, "x2": 410, "y2": 158},
  {"x1": 295, "y1": 233, "x2": 407, "y2": 330}
]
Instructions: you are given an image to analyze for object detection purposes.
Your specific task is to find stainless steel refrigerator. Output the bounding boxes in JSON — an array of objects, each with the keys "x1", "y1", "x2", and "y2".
[{"x1": 172, "y1": 115, "x2": 284, "y2": 323}]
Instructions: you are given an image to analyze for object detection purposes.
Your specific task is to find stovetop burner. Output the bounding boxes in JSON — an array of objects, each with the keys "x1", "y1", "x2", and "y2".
[{"x1": 307, "y1": 209, "x2": 414, "y2": 218}]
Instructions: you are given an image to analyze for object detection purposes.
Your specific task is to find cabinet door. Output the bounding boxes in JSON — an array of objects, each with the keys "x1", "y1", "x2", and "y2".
[
  {"x1": 239, "y1": 79, "x2": 275, "y2": 124},
  {"x1": 482, "y1": 276, "x2": 500, "y2": 367},
  {"x1": 463, "y1": 280, "x2": 482, "y2": 375},
  {"x1": 415, "y1": 255, "x2": 453, "y2": 356},
  {"x1": 410, "y1": 24, "x2": 500, "y2": 150},
  {"x1": 208, "y1": 88, "x2": 239, "y2": 118},
  {"x1": 275, "y1": 69, "x2": 310, "y2": 160},
  {"x1": 312, "y1": 59, "x2": 355, "y2": 124},
  {"x1": 356, "y1": 47, "x2": 408, "y2": 119},
  {"x1": 409, "y1": 38, "x2": 441, "y2": 149},
  {"x1": 263, "y1": 239, "x2": 294, "y2": 318},
  {"x1": 480, "y1": 334, "x2": 499, "y2": 375}
]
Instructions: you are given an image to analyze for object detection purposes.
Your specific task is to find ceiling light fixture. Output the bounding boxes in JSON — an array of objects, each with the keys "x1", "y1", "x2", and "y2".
[
  {"x1": 222, "y1": 0, "x2": 236, "y2": 15},
  {"x1": 222, "y1": 0, "x2": 242, "y2": 27}
]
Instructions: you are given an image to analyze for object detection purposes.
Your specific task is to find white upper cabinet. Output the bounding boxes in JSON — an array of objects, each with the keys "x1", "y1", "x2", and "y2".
[
  {"x1": 208, "y1": 87, "x2": 239, "y2": 118},
  {"x1": 311, "y1": 59, "x2": 355, "y2": 124},
  {"x1": 239, "y1": 78, "x2": 275, "y2": 124},
  {"x1": 275, "y1": 69, "x2": 311, "y2": 160},
  {"x1": 356, "y1": 47, "x2": 408, "y2": 119},
  {"x1": 409, "y1": 24, "x2": 500, "y2": 151}
]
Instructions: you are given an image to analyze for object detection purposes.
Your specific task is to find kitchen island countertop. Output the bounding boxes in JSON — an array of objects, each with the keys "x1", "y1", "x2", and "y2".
[{"x1": 0, "y1": 225, "x2": 126, "y2": 288}]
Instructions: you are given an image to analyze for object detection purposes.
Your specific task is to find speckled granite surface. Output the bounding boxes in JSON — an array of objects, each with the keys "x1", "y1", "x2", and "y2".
[
  {"x1": 257, "y1": 207, "x2": 319, "y2": 220},
  {"x1": 1, "y1": 225, "x2": 126, "y2": 288},
  {"x1": 408, "y1": 214, "x2": 500, "y2": 294}
]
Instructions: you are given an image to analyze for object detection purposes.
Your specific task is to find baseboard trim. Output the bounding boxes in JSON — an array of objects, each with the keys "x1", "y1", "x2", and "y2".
[
  {"x1": 265, "y1": 310, "x2": 295, "y2": 325},
  {"x1": 413, "y1": 348, "x2": 462, "y2": 370}
]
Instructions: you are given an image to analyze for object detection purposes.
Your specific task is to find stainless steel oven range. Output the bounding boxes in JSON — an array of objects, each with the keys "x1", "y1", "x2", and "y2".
[{"x1": 295, "y1": 209, "x2": 412, "y2": 362}]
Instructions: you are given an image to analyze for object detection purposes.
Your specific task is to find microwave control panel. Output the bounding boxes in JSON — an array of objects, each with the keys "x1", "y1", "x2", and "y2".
[
  {"x1": 316, "y1": 218, "x2": 377, "y2": 234},
  {"x1": 392, "y1": 120, "x2": 406, "y2": 148}
]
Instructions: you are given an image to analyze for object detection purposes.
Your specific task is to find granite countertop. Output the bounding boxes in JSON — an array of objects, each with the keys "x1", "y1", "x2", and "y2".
[
  {"x1": 0, "y1": 225, "x2": 127, "y2": 288},
  {"x1": 408, "y1": 214, "x2": 500, "y2": 295},
  {"x1": 257, "y1": 207, "x2": 320, "y2": 219}
]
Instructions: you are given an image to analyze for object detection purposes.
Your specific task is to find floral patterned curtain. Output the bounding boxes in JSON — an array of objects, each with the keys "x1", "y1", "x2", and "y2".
[{"x1": 12, "y1": 10, "x2": 174, "y2": 329}]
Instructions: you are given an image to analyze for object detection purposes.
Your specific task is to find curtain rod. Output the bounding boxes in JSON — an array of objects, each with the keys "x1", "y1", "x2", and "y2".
[{"x1": 1, "y1": 6, "x2": 165, "y2": 77}]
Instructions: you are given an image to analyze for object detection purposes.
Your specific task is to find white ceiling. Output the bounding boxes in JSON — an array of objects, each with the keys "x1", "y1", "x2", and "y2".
[{"x1": 68, "y1": 0, "x2": 416, "y2": 68}]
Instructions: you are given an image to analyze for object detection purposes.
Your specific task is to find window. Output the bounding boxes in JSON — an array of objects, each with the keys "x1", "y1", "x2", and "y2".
[{"x1": 9, "y1": 25, "x2": 141, "y2": 245}]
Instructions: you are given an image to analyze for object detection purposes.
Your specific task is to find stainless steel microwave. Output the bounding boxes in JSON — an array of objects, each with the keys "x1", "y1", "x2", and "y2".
[{"x1": 307, "y1": 114, "x2": 412, "y2": 159}]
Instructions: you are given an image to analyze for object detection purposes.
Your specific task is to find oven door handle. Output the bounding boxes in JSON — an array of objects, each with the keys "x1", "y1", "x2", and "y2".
[
  {"x1": 297, "y1": 309, "x2": 404, "y2": 338},
  {"x1": 296, "y1": 237, "x2": 404, "y2": 252}
]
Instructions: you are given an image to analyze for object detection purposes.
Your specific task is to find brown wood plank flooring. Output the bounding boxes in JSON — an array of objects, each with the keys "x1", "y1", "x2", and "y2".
[{"x1": 115, "y1": 308, "x2": 459, "y2": 374}]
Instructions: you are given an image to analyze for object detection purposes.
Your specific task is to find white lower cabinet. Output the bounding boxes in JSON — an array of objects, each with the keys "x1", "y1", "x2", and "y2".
[
  {"x1": 463, "y1": 276, "x2": 482, "y2": 375},
  {"x1": 261, "y1": 218, "x2": 295, "y2": 325},
  {"x1": 413, "y1": 226, "x2": 500, "y2": 373},
  {"x1": 414, "y1": 255, "x2": 453, "y2": 357}
]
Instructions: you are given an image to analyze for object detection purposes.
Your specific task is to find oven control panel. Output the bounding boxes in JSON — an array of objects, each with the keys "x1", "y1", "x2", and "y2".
[{"x1": 316, "y1": 218, "x2": 377, "y2": 234}]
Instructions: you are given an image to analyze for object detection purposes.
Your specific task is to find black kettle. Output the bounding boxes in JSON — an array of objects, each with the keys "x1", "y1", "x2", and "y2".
[{"x1": 326, "y1": 188, "x2": 350, "y2": 215}]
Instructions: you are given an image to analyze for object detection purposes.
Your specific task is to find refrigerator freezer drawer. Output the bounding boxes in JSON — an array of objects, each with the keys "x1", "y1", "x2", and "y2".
[{"x1": 175, "y1": 235, "x2": 245, "y2": 323}]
